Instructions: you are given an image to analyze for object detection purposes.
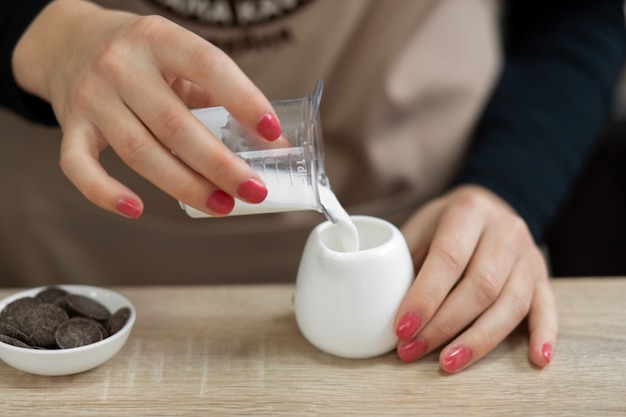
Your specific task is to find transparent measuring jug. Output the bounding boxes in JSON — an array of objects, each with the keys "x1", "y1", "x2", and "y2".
[{"x1": 179, "y1": 80, "x2": 333, "y2": 219}]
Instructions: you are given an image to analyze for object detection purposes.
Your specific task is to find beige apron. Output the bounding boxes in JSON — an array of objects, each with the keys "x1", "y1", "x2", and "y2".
[{"x1": 0, "y1": 0, "x2": 500, "y2": 286}]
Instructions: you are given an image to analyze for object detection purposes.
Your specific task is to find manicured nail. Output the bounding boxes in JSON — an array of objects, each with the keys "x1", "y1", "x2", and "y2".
[
  {"x1": 257, "y1": 113, "x2": 282, "y2": 141},
  {"x1": 542, "y1": 343, "x2": 552, "y2": 364},
  {"x1": 397, "y1": 338, "x2": 428, "y2": 363},
  {"x1": 396, "y1": 313, "x2": 421, "y2": 341},
  {"x1": 206, "y1": 190, "x2": 234, "y2": 215},
  {"x1": 116, "y1": 198, "x2": 142, "y2": 219},
  {"x1": 237, "y1": 178, "x2": 267, "y2": 204},
  {"x1": 443, "y1": 346, "x2": 472, "y2": 373}
]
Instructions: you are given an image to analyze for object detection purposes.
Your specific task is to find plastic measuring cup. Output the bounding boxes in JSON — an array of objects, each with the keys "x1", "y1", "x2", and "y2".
[{"x1": 179, "y1": 80, "x2": 333, "y2": 219}]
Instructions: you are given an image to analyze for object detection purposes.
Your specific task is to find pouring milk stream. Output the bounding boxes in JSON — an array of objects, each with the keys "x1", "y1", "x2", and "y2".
[{"x1": 318, "y1": 187, "x2": 359, "y2": 252}]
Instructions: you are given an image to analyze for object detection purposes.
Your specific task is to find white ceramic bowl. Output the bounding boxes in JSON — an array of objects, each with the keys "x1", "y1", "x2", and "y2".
[{"x1": 0, "y1": 285, "x2": 136, "y2": 376}]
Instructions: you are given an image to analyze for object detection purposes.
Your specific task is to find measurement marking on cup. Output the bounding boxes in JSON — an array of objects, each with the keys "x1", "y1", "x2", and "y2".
[
  {"x1": 288, "y1": 152, "x2": 295, "y2": 185},
  {"x1": 260, "y1": 157, "x2": 268, "y2": 183}
]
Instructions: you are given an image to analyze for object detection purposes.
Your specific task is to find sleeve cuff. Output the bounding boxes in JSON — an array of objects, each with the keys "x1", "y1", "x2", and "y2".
[{"x1": 0, "y1": 0, "x2": 58, "y2": 125}]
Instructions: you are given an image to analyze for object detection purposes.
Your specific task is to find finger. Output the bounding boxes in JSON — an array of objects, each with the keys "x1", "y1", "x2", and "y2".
[
  {"x1": 147, "y1": 18, "x2": 282, "y2": 141},
  {"x1": 170, "y1": 78, "x2": 215, "y2": 109},
  {"x1": 437, "y1": 257, "x2": 537, "y2": 373},
  {"x1": 527, "y1": 276, "x2": 557, "y2": 367},
  {"x1": 394, "y1": 200, "x2": 485, "y2": 342},
  {"x1": 60, "y1": 123, "x2": 145, "y2": 219},
  {"x1": 114, "y1": 67, "x2": 267, "y2": 205},
  {"x1": 90, "y1": 99, "x2": 236, "y2": 216},
  {"x1": 400, "y1": 200, "x2": 442, "y2": 267},
  {"x1": 397, "y1": 221, "x2": 519, "y2": 362},
  {"x1": 170, "y1": 78, "x2": 291, "y2": 150}
]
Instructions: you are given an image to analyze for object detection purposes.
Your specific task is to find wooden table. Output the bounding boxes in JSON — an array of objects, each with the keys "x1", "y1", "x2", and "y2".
[{"x1": 1, "y1": 279, "x2": 625, "y2": 416}]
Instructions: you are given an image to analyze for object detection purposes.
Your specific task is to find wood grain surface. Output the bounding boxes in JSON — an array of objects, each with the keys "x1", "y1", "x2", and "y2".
[{"x1": 1, "y1": 279, "x2": 625, "y2": 416}]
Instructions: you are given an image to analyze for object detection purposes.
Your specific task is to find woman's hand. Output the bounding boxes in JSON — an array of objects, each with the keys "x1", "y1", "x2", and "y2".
[
  {"x1": 12, "y1": 0, "x2": 281, "y2": 218},
  {"x1": 394, "y1": 184, "x2": 557, "y2": 373}
]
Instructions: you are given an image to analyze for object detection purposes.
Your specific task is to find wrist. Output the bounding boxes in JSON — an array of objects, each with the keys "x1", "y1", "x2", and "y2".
[{"x1": 12, "y1": 0, "x2": 101, "y2": 102}]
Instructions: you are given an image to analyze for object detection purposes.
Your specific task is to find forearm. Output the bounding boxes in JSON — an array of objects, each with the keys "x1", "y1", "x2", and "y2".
[{"x1": 453, "y1": 0, "x2": 626, "y2": 242}]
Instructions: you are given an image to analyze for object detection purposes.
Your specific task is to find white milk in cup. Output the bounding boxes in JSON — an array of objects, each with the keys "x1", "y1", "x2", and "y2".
[{"x1": 178, "y1": 81, "x2": 359, "y2": 252}]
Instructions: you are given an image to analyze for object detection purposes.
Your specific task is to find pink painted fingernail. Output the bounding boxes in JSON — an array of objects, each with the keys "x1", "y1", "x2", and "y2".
[
  {"x1": 206, "y1": 190, "x2": 234, "y2": 215},
  {"x1": 396, "y1": 313, "x2": 421, "y2": 341},
  {"x1": 397, "y1": 338, "x2": 428, "y2": 363},
  {"x1": 257, "y1": 113, "x2": 282, "y2": 141},
  {"x1": 237, "y1": 178, "x2": 267, "y2": 204},
  {"x1": 116, "y1": 197, "x2": 142, "y2": 219},
  {"x1": 443, "y1": 346, "x2": 472, "y2": 373},
  {"x1": 542, "y1": 343, "x2": 552, "y2": 364}
]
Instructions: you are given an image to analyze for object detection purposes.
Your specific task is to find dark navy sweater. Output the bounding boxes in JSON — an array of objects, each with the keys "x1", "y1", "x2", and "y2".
[
  {"x1": 2, "y1": 0, "x2": 626, "y2": 243},
  {"x1": 453, "y1": 0, "x2": 626, "y2": 242}
]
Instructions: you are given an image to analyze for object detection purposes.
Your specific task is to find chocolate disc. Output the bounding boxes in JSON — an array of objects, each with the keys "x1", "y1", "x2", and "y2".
[
  {"x1": 93, "y1": 319, "x2": 109, "y2": 339},
  {"x1": 107, "y1": 307, "x2": 131, "y2": 335},
  {"x1": 66, "y1": 294, "x2": 111, "y2": 321},
  {"x1": 55, "y1": 317, "x2": 104, "y2": 349},
  {"x1": 22, "y1": 303, "x2": 70, "y2": 347},
  {"x1": 0, "y1": 297, "x2": 43, "y2": 329},
  {"x1": 36, "y1": 286, "x2": 69, "y2": 304},
  {"x1": 0, "y1": 322, "x2": 34, "y2": 346},
  {"x1": 0, "y1": 334, "x2": 33, "y2": 349}
]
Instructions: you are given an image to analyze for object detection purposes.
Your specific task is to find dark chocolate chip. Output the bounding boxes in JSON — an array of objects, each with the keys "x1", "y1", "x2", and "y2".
[
  {"x1": 55, "y1": 317, "x2": 104, "y2": 349},
  {"x1": 107, "y1": 307, "x2": 131, "y2": 336},
  {"x1": 36, "y1": 286, "x2": 69, "y2": 304},
  {"x1": 21, "y1": 303, "x2": 69, "y2": 347},
  {"x1": 66, "y1": 294, "x2": 111, "y2": 321},
  {"x1": 93, "y1": 319, "x2": 109, "y2": 339},
  {"x1": 0, "y1": 334, "x2": 33, "y2": 349},
  {"x1": 0, "y1": 322, "x2": 34, "y2": 346},
  {"x1": 0, "y1": 297, "x2": 43, "y2": 329}
]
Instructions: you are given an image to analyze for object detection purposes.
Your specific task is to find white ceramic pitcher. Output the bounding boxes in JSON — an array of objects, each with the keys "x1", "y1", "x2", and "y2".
[{"x1": 294, "y1": 215, "x2": 415, "y2": 359}]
